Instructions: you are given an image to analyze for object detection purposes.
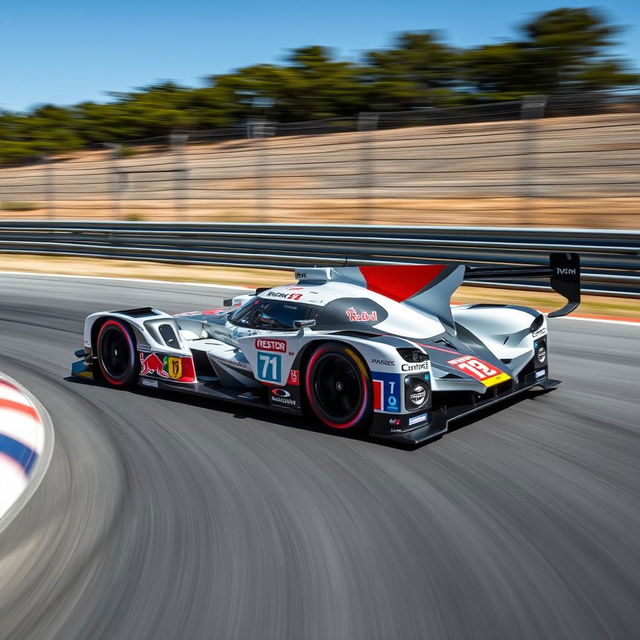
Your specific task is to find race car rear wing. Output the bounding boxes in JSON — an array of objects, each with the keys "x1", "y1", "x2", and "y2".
[{"x1": 464, "y1": 252, "x2": 580, "y2": 318}]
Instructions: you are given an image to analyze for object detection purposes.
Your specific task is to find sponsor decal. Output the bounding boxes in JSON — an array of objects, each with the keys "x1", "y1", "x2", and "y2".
[
  {"x1": 447, "y1": 355, "x2": 511, "y2": 387},
  {"x1": 410, "y1": 386, "x2": 427, "y2": 406},
  {"x1": 408, "y1": 413, "x2": 428, "y2": 427},
  {"x1": 139, "y1": 352, "x2": 194, "y2": 382},
  {"x1": 166, "y1": 356, "x2": 182, "y2": 380},
  {"x1": 140, "y1": 353, "x2": 169, "y2": 378},
  {"x1": 556, "y1": 267, "x2": 577, "y2": 276},
  {"x1": 271, "y1": 395, "x2": 297, "y2": 407},
  {"x1": 138, "y1": 344, "x2": 152, "y2": 352},
  {"x1": 271, "y1": 388, "x2": 291, "y2": 398},
  {"x1": 346, "y1": 307, "x2": 378, "y2": 322},
  {"x1": 536, "y1": 345, "x2": 547, "y2": 364},
  {"x1": 532, "y1": 327, "x2": 547, "y2": 339},
  {"x1": 257, "y1": 352, "x2": 282, "y2": 383},
  {"x1": 255, "y1": 338, "x2": 287, "y2": 353},
  {"x1": 535, "y1": 369, "x2": 546, "y2": 379},
  {"x1": 372, "y1": 358, "x2": 394, "y2": 366},
  {"x1": 140, "y1": 378, "x2": 158, "y2": 388},
  {"x1": 405, "y1": 375, "x2": 430, "y2": 410},
  {"x1": 401, "y1": 363, "x2": 429, "y2": 372},
  {"x1": 388, "y1": 418, "x2": 401, "y2": 426},
  {"x1": 372, "y1": 372, "x2": 402, "y2": 413},
  {"x1": 265, "y1": 291, "x2": 303, "y2": 301},
  {"x1": 287, "y1": 369, "x2": 300, "y2": 386}
]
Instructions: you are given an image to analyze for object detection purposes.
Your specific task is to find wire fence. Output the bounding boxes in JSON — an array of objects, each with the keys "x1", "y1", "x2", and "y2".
[{"x1": 0, "y1": 94, "x2": 639, "y2": 228}]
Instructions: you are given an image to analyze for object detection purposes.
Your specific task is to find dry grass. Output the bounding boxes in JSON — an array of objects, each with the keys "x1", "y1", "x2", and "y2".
[
  {"x1": 1, "y1": 112, "x2": 638, "y2": 228},
  {"x1": 6, "y1": 196, "x2": 637, "y2": 228}
]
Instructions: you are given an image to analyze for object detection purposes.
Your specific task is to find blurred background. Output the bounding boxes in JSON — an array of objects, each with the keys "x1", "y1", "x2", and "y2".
[{"x1": 1, "y1": 3, "x2": 638, "y2": 227}]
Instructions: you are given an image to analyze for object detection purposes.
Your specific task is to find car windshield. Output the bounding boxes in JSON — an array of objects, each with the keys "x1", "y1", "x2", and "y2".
[
  {"x1": 228, "y1": 297, "x2": 259, "y2": 324},
  {"x1": 229, "y1": 299, "x2": 317, "y2": 330}
]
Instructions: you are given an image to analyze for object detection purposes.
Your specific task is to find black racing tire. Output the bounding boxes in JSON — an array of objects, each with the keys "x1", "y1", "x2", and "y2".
[
  {"x1": 304, "y1": 343, "x2": 372, "y2": 432},
  {"x1": 96, "y1": 319, "x2": 139, "y2": 388}
]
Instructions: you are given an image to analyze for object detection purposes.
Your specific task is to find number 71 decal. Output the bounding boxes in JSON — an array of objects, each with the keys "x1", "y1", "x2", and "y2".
[
  {"x1": 257, "y1": 351, "x2": 282, "y2": 383},
  {"x1": 447, "y1": 355, "x2": 511, "y2": 387}
]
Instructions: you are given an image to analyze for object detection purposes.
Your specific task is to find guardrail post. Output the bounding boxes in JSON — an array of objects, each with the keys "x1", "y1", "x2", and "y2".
[
  {"x1": 358, "y1": 112, "x2": 378, "y2": 224},
  {"x1": 248, "y1": 119, "x2": 275, "y2": 222},
  {"x1": 171, "y1": 133, "x2": 189, "y2": 221},
  {"x1": 520, "y1": 96, "x2": 547, "y2": 226},
  {"x1": 104, "y1": 143, "x2": 123, "y2": 219},
  {"x1": 40, "y1": 155, "x2": 54, "y2": 219}
]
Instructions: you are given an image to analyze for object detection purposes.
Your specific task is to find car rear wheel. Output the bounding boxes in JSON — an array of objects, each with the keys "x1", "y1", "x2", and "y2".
[
  {"x1": 305, "y1": 343, "x2": 372, "y2": 431},
  {"x1": 96, "y1": 319, "x2": 139, "y2": 388}
]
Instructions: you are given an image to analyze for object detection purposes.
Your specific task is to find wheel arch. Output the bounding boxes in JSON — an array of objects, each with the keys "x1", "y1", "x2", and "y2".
[
  {"x1": 297, "y1": 338, "x2": 372, "y2": 389},
  {"x1": 89, "y1": 315, "x2": 139, "y2": 357},
  {"x1": 93, "y1": 316, "x2": 140, "y2": 387},
  {"x1": 298, "y1": 338, "x2": 374, "y2": 431},
  {"x1": 90, "y1": 316, "x2": 112, "y2": 356}
]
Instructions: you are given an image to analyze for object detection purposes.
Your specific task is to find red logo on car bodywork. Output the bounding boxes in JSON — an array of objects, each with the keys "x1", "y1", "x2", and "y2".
[
  {"x1": 140, "y1": 353, "x2": 169, "y2": 378},
  {"x1": 447, "y1": 355, "x2": 511, "y2": 388},
  {"x1": 345, "y1": 307, "x2": 378, "y2": 322},
  {"x1": 255, "y1": 339, "x2": 287, "y2": 352}
]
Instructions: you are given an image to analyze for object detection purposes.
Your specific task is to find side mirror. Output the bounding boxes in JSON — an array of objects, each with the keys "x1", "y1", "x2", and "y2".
[{"x1": 294, "y1": 319, "x2": 316, "y2": 329}]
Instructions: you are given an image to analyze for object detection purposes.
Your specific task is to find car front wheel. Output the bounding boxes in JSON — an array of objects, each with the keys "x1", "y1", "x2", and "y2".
[{"x1": 96, "y1": 319, "x2": 139, "y2": 388}]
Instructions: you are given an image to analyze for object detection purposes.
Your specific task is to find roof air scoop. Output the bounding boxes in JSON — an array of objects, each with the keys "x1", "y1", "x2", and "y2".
[{"x1": 295, "y1": 268, "x2": 331, "y2": 283}]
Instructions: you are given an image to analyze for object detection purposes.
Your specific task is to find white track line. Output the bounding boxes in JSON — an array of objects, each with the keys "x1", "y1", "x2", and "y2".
[
  {"x1": 0, "y1": 271, "x2": 253, "y2": 291},
  {"x1": 552, "y1": 316, "x2": 639, "y2": 327}
]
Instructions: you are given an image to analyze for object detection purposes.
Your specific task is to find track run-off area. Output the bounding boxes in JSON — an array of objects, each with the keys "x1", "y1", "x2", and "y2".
[{"x1": 0, "y1": 273, "x2": 638, "y2": 640}]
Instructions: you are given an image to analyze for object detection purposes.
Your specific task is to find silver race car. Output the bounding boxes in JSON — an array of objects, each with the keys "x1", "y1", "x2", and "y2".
[{"x1": 71, "y1": 253, "x2": 580, "y2": 444}]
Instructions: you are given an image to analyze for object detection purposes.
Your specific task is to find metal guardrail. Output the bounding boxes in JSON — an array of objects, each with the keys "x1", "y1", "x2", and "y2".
[{"x1": 0, "y1": 222, "x2": 638, "y2": 297}]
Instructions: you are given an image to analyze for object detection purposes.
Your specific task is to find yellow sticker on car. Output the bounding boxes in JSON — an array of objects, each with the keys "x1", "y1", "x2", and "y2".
[
  {"x1": 480, "y1": 372, "x2": 512, "y2": 387},
  {"x1": 166, "y1": 356, "x2": 183, "y2": 380}
]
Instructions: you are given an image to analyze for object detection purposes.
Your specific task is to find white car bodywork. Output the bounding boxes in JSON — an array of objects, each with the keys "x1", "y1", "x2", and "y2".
[{"x1": 74, "y1": 257, "x2": 576, "y2": 444}]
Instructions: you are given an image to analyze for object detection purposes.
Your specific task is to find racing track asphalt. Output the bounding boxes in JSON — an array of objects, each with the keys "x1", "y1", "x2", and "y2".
[{"x1": 0, "y1": 274, "x2": 638, "y2": 640}]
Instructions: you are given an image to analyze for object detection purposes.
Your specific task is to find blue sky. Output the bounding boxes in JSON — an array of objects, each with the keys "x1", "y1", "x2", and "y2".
[{"x1": 2, "y1": 0, "x2": 638, "y2": 112}]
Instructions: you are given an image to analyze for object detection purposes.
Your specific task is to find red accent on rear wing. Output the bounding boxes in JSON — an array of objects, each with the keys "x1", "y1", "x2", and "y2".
[{"x1": 359, "y1": 264, "x2": 447, "y2": 302}]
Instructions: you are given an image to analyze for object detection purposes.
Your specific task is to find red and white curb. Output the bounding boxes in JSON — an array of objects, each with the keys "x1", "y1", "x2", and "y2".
[{"x1": 0, "y1": 373, "x2": 54, "y2": 533}]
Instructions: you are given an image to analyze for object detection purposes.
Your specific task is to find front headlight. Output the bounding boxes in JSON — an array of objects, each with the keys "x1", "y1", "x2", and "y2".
[{"x1": 397, "y1": 348, "x2": 428, "y2": 363}]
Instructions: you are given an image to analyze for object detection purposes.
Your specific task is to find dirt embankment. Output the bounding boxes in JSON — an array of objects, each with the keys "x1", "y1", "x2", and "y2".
[{"x1": 0, "y1": 113, "x2": 638, "y2": 228}]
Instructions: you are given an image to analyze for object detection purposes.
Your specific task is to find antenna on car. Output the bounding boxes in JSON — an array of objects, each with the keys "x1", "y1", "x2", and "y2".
[{"x1": 343, "y1": 255, "x2": 350, "y2": 266}]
